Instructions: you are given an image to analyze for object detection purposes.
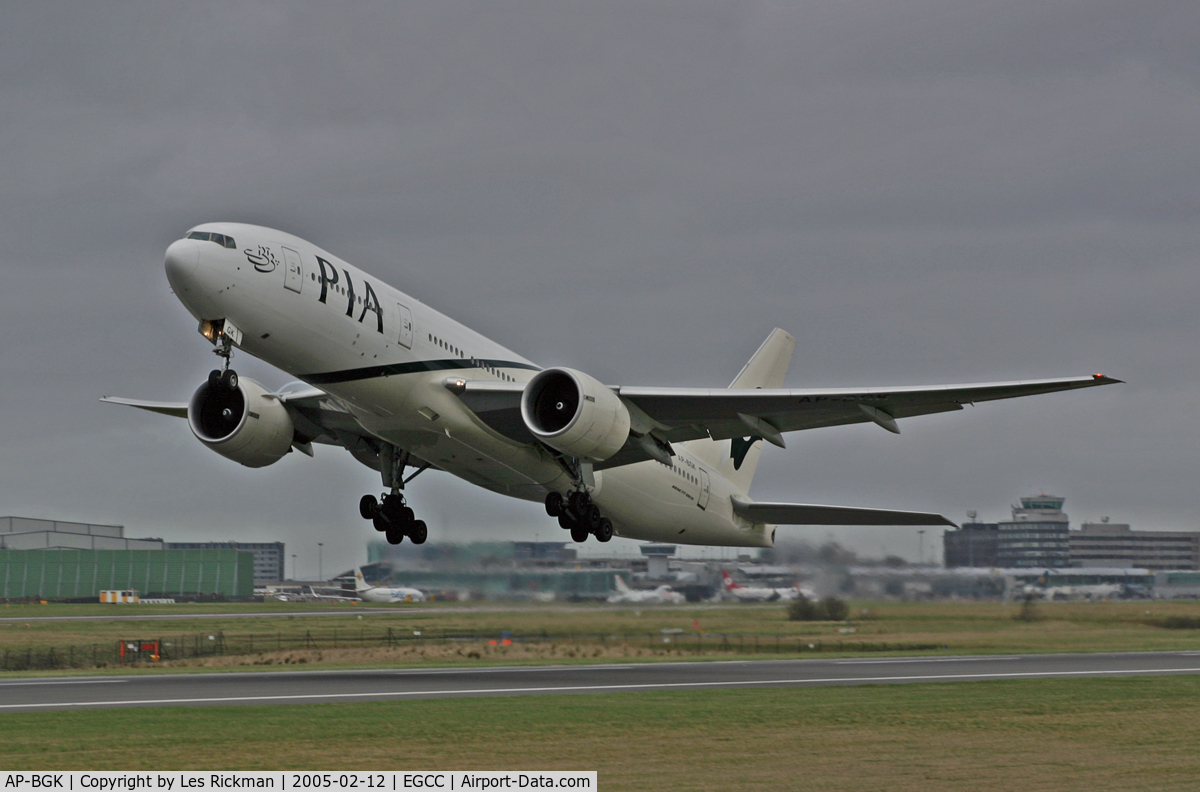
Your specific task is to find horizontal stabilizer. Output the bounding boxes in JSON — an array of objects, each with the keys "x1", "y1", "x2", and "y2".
[
  {"x1": 731, "y1": 495, "x2": 955, "y2": 527},
  {"x1": 99, "y1": 396, "x2": 188, "y2": 418}
]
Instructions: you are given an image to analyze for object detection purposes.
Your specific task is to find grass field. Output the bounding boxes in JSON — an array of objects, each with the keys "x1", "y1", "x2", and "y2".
[
  {"x1": 3, "y1": 676, "x2": 1200, "y2": 791},
  {"x1": 5, "y1": 599, "x2": 1200, "y2": 672},
  {"x1": 5, "y1": 600, "x2": 1200, "y2": 789}
]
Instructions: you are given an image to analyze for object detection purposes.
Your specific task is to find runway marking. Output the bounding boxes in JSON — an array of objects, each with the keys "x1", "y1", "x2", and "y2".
[
  {"x1": 835, "y1": 657, "x2": 1021, "y2": 665},
  {"x1": 0, "y1": 679, "x2": 126, "y2": 687},
  {"x1": 5, "y1": 666, "x2": 1200, "y2": 709}
]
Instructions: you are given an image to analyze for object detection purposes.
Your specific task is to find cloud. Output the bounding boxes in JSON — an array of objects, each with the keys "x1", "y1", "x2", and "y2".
[{"x1": 2, "y1": 2, "x2": 1197, "y2": 574}]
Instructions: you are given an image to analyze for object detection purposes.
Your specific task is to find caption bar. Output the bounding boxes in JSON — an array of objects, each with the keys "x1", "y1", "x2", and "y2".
[{"x1": 1, "y1": 774, "x2": 596, "y2": 792}]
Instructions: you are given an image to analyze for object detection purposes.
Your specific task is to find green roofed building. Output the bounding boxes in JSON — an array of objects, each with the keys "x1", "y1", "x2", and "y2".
[{"x1": 0, "y1": 548, "x2": 255, "y2": 600}]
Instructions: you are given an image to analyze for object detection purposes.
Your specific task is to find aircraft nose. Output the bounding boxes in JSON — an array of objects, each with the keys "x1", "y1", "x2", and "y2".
[{"x1": 164, "y1": 238, "x2": 199, "y2": 286}]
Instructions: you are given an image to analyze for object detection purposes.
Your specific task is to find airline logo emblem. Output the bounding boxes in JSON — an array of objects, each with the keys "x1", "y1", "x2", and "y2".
[{"x1": 245, "y1": 245, "x2": 279, "y2": 273}]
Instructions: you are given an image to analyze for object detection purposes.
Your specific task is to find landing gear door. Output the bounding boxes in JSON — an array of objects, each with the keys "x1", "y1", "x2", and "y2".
[
  {"x1": 698, "y1": 468, "x2": 711, "y2": 511},
  {"x1": 282, "y1": 247, "x2": 303, "y2": 294},
  {"x1": 396, "y1": 303, "x2": 414, "y2": 349}
]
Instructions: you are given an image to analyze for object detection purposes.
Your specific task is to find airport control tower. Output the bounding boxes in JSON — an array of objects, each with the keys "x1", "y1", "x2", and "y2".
[{"x1": 997, "y1": 494, "x2": 1071, "y2": 568}]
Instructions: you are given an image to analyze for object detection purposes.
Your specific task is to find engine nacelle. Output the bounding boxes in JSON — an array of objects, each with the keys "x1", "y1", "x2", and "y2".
[
  {"x1": 188, "y1": 376, "x2": 294, "y2": 468},
  {"x1": 520, "y1": 367, "x2": 631, "y2": 462}
]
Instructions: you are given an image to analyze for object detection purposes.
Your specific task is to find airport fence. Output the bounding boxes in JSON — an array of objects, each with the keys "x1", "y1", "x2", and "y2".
[{"x1": 0, "y1": 628, "x2": 948, "y2": 671}]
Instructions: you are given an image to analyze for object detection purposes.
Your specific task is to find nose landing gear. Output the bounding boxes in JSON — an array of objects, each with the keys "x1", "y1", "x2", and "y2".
[
  {"x1": 546, "y1": 490, "x2": 612, "y2": 544},
  {"x1": 208, "y1": 368, "x2": 239, "y2": 390},
  {"x1": 208, "y1": 326, "x2": 239, "y2": 391}
]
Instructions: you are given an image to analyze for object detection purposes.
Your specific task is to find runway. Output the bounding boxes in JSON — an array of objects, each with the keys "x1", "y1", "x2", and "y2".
[{"x1": 4, "y1": 651, "x2": 1200, "y2": 711}]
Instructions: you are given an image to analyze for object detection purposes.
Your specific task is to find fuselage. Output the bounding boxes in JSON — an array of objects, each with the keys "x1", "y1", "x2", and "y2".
[
  {"x1": 165, "y1": 223, "x2": 772, "y2": 547},
  {"x1": 360, "y1": 587, "x2": 426, "y2": 603},
  {"x1": 721, "y1": 572, "x2": 811, "y2": 601}
]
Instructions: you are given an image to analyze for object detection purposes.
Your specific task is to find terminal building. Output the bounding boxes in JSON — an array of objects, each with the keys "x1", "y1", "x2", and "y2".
[
  {"x1": 944, "y1": 496, "x2": 1200, "y2": 570},
  {"x1": 1070, "y1": 521, "x2": 1200, "y2": 570}
]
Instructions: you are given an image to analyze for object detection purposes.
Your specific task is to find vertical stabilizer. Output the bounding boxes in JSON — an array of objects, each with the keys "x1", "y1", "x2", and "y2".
[{"x1": 683, "y1": 328, "x2": 795, "y2": 494}]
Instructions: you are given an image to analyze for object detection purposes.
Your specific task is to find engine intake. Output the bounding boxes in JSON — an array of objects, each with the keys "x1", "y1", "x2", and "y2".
[
  {"x1": 188, "y1": 377, "x2": 294, "y2": 468},
  {"x1": 521, "y1": 367, "x2": 630, "y2": 462}
]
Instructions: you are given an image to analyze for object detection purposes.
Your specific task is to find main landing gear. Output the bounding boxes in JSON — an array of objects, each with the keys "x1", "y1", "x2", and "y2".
[
  {"x1": 361, "y1": 492, "x2": 428, "y2": 546},
  {"x1": 360, "y1": 444, "x2": 429, "y2": 545},
  {"x1": 546, "y1": 491, "x2": 612, "y2": 544}
]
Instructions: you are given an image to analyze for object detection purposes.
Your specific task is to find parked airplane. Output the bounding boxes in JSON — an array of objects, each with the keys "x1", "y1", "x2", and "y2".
[
  {"x1": 353, "y1": 567, "x2": 426, "y2": 603},
  {"x1": 607, "y1": 575, "x2": 686, "y2": 604},
  {"x1": 721, "y1": 570, "x2": 815, "y2": 602},
  {"x1": 103, "y1": 223, "x2": 1120, "y2": 549}
]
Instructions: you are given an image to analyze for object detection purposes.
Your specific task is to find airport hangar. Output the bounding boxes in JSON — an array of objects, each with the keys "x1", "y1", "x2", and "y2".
[{"x1": 0, "y1": 517, "x2": 276, "y2": 600}]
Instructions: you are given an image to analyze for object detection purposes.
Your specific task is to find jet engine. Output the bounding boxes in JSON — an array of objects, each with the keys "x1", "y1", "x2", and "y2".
[
  {"x1": 520, "y1": 367, "x2": 630, "y2": 462},
  {"x1": 188, "y1": 376, "x2": 294, "y2": 468}
]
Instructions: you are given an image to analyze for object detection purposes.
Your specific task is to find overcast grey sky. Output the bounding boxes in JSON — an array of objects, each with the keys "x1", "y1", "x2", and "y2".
[{"x1": 2, "y1": 1, "x2": 1196, "y2": 576}]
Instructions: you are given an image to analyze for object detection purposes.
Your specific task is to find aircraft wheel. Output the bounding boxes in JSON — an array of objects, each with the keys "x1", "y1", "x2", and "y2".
[
  {"x1": 568, "y1": 491, "x2": 588, "y2": 519},
  {"x1": 594, "y1": 518, "x2": 613, "y2": 543},
  {"x1": 220, "y1": 369, "x2": 238, "y2": 390},
  {"x1": 208, "y1": 370, "x2": 222, "y2": 387},
  {"x1": 584, "y1": 503, "x2": 602, "y2": 531},
  {"x1": 399, "y1": 506, "x2": 415, "y2": 526},
  {"x1": 410, "y1": 520, "x2": 428, "y2": 545},
  {"x1": 558, "y1": 513, "x2": 575, "y2": 531},
  {"x1": 359, "y1": 494, "x2": 379, "y2": 520},
  {"x1": 381, "y1": 496, "x2": 410, "y2": 525},
  {"x1": 570, "y1": 524, "x2": 590, "y2": 543},
  {"x1": 385, "y1": 526, "x2": 404, "y2": 545},
  {"x1": 545, "y1": 491, "x2": 564, "y2": 517},
  {"x1": 372, "y1": 514, "x2": 389, "y2": 532}
]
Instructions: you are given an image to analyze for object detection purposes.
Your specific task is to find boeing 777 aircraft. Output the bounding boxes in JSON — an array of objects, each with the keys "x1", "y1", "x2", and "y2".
[{"x1": 103, "y1": 223, "x2": 1119, "y2": 549}]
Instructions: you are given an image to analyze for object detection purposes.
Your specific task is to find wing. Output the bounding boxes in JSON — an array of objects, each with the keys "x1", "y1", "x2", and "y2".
[
  {"x1": 101, "y1": 387, "x2": 437, "y2": 473},
  {"x1": 731, "y1": 496, "x2": 955, "y2": 527},
  {"x1": 453, "y1": 373, "x2": 1120, "y2": 467},
  {"x1": 614, "y1": 374, "x2": 1120, "y2": 445},
  {"x1": 98, "y1": 397, "x2": 188, "y2": 418}
]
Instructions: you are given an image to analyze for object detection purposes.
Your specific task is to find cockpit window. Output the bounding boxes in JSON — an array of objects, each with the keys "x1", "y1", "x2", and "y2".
[{"x1": 186, "y1": 231, "x2": 236, "y2": 248}]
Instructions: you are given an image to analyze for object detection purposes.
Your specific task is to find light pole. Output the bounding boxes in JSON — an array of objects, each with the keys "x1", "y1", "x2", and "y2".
[
  {"x1": 918, "y1": 530, "x2": 925, "y2": 566},
  {"x1": 318, "y1": 543, "x2": 324, "y2": 582},
  {"x1": 291, "y1": 554, "x2": 297, "y2": 580}
]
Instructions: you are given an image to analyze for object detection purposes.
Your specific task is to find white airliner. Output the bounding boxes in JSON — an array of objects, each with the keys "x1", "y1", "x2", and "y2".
[
  {"x1": 353, "y1": 567, "x2": 426, "y2": 603},
  {"x1": 103, "y1": 223, "x2": 1120, "y2": 549},
  {"x1": 607, "y1": 575, "x2": 686, "y2": 604},
  {"x1": 721, "y1": 570, "x2": 815, "y2": 602}
]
